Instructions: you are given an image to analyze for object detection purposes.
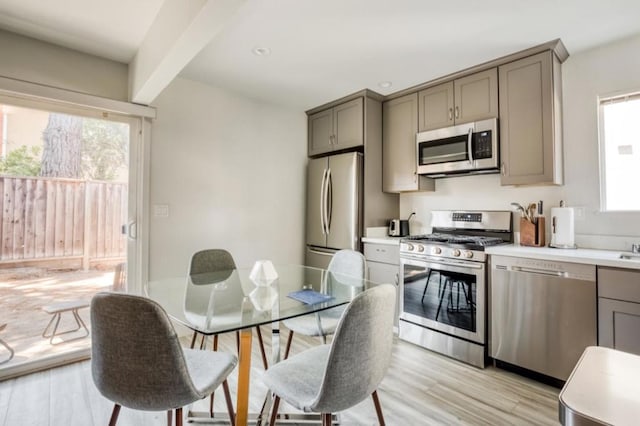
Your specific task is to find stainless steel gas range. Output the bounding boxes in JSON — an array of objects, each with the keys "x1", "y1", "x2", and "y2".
[{"x1": 398, "y1": 210, "x2": 512, "y2": 368}]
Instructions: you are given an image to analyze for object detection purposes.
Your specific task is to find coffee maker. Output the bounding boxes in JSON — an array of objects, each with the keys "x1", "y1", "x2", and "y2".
[{"x1": 388, "y1": 213, "x2": 415, "y2": 237}]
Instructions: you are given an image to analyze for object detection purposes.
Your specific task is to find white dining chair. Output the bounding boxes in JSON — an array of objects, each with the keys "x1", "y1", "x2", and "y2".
[{"x1": 282, "y1": 249, "x2": 366, "y2": 359}]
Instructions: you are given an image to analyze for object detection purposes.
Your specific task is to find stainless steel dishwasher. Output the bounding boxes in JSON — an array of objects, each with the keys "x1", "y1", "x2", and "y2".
[{"x1": 490, "y1": 255, "x2": 596, "y2": 381}]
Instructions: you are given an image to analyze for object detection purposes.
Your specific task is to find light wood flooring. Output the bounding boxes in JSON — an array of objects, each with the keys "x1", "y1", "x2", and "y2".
[{"x1": 0, "y1": 327, "x2": 560, "y2": 425}]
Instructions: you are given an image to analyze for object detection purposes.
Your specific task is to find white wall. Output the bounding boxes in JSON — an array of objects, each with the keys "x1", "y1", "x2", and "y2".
[
  {"x1": 400, "y1": 34, "x2": 640, "y2": 249},
  {"x1": 148, "y1": 77, "x2": 307, "y2": 279},
  {"x1": 0, "y1": 29, "x2": 128, "y2": 101}
]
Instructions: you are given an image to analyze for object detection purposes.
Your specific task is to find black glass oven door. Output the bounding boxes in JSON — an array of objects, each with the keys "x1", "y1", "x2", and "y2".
[{"x1": 401, "y1": 258, "x2": 485, "y2": 343}]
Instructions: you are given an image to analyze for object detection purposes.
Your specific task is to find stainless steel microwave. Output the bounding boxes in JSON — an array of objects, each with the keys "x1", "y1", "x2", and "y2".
[{"x1": 416, "y1": 118, "x2": 499, "y2": 177}]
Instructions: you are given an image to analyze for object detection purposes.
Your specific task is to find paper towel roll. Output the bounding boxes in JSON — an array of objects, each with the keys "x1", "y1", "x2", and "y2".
[{"x1": 550, "y1": 207, "x2": 576, "y2": 248}]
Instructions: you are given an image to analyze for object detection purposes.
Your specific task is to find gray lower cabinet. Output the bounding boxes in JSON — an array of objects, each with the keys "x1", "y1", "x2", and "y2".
[
  {"x1": 364, "y1": 242, "x2": 400, "y2": 326},
  {"x1": 382, "y1": 93, "x2": 434, "y2": 193},
  {"x1": 598, "y1": 267, "x2": 640, "y2": 355},
  {"x1": 499, "y1": 51, "x2": 563, "y2": 185},
  {"x1": 308, "y1": 97, "x2": 364, "y2": 157}
]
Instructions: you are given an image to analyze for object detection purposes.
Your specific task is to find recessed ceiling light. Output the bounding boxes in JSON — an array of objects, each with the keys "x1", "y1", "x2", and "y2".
[
  {"x1": 378, "y1": 81, "x2": 393, "y2": 89},
  {"x1": 252, "y1": 47, "x2": 271, "y2": 56}
]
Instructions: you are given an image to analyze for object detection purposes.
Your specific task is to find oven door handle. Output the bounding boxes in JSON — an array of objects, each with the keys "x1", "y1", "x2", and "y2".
[{"x1": 427, "y1": 259, "x2": 484, "y2": 270}]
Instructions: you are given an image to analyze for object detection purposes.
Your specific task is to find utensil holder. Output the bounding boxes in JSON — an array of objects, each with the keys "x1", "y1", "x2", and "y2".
[{"x1": 520, "y1": 217, "x2": 545, "y2": 247}]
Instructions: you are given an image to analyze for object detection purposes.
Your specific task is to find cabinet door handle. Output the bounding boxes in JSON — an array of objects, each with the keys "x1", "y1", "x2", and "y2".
[
  {"x1": 501, "y1": 162, "x2": 506, "y2": 175},
  {"x1": 455, "y1": 106, "x2": 459, "y2": 119},
  {"x1": 448, "y1": 108, "x2": 453, "y2": 121}
]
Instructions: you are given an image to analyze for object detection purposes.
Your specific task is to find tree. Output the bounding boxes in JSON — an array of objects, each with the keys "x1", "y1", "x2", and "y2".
[
  {"x1": 81, "y1": 118, "x2": 128, "y2": 181},
  {"x1": 0, "y1": 145, "x2": 41, "y2": 176},
  {"x1": 40, "y1": 113, "x2": 83, "y2": 178}
]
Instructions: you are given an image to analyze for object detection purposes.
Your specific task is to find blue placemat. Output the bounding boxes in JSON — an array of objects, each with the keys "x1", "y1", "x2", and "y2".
[{"x1": 287, "y1": 290, "x2": 334, "y2": 305}]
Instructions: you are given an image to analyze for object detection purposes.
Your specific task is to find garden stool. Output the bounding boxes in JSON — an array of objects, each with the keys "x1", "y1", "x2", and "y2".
[
  {"x1": 0, "y1": 323, "x2": 14, "y2": 363},
  {"x1": 42, "y1": 300, "x2": 90, "y2": 344}
]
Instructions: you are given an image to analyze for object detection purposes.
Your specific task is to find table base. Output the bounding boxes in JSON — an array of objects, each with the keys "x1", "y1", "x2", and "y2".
[{"x1": 187, "y1": 411, "x2": 339, "y2": 425}]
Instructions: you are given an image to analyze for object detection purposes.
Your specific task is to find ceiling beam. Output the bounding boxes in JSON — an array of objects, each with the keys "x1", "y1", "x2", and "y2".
[{"x1": 128, "y1": 0, "x2": 246, "y2": 105}]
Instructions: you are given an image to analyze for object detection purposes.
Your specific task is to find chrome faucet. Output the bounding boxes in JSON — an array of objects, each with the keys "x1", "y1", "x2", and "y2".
[{"x1": 632, "y1": 243, "x2": 640, "y2": 254}]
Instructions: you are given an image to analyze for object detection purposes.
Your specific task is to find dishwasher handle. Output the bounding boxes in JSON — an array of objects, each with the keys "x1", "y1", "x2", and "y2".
[{"x1": 499, "y1": 265, "x2": 568, "y2": 278}]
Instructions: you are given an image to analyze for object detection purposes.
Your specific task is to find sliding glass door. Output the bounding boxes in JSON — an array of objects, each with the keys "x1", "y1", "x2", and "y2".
[{"x1": 0, "y1": 94, "x2": 142, "y2": 378}]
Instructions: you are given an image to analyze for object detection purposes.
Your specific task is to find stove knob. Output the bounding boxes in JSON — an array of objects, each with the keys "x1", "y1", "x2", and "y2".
[
  {"x1": 452, "y1": 249, "x2": 461, "y2": 257},
  {"x1": 464, "y1": 251, "x2": 474, "y2": 259},
  {"x1": 433, "y1": 247, "x2": 442, "y2": 255},
  {"x1": 407, "y1": 243, "x2": 414, "y2": 251},
  {"x1": 417, "y1": 245, "x2": 425, "y2": 252}
]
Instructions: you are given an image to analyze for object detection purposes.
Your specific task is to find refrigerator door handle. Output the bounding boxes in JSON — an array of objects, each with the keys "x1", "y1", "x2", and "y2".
[
  {"x1": 326, "y1": 168, "x2": 332, "y2": 234},
  {"x1": 320, "y1": 168, "x2": 328, "y2": 235}
]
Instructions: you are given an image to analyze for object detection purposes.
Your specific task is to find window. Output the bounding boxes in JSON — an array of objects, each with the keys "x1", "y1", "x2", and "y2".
[{"x1": 599, "y1": 92, "x2": 640, "y2": 211}]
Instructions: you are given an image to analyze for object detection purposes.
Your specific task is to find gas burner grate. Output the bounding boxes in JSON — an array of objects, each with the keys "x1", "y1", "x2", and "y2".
[{"x1": 403, "y1": 233, "x2": 505, "y2": 247}]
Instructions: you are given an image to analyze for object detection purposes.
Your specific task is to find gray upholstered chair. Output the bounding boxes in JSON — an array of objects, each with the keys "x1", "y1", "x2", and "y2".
[
  {"x1": 90, "y1": 292, "x2": 238, "y2": 426},
  {"x1": 263, "y1": 284, "x2": 396, "y2": 425},
  {"x1": 188, "y1": 249, "x2": 269, "y2": 370},
  {"x1": 282, "y1": 249, "x2": 366, "y2": 359}
]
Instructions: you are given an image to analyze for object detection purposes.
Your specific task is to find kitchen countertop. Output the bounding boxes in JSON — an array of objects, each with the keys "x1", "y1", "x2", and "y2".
[
  {"x1": 486, "y1": 244, "x2": 640, "y2": 270},
  {"x1": 362, "y1": 226, "x2": 403, "y2": 246},
  {"x1": 362, "y1": 236, "x2": 402, "y2": 246}
]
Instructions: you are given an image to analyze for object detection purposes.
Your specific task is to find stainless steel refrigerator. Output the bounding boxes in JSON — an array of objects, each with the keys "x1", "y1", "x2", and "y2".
[{"x1": 305, "y1": 152, "x2": 362, "y2": 269}]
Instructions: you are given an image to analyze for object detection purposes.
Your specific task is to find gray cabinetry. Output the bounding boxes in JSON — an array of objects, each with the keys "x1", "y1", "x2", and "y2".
[
  {"x1": 499, "y1": 51, "x2": 563, "y2": 185},
  {"x1": 418, "y1": 68, "x2": 498, "y2": 132},
  {"x1": 382, "y1": 93, "x2": 434, "y2": 193},
  {"x1": 598, "y1": 267, "x2": 640, "y2": 355},
  {"x1": 364, "y1": 242, "x2": 400, "y2": 326},
  {"x1": 308, "y1": 97, "x2": 364, "y2": 157},
  {"x1": 417, "y1": 82, "x2": 453, "y2": 131},
  {"x1": 307, "y1": 90, "x2": 398, "y2": 231}
]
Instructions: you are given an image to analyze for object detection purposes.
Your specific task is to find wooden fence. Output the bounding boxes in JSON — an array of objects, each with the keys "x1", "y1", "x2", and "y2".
[{"x1": 0, "y1": 176, "x2": 126, "y2": 266}]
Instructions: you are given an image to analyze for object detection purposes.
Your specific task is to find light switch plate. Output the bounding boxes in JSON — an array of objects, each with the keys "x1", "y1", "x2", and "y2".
[{"x1": 153, "y1": 204, "x2": 169, "y2": 218}]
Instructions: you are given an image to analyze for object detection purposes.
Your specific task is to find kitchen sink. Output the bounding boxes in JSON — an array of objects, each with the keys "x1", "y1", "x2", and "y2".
[{"x1": 619, "y1": 254, "x2": 640, "y2": 261}]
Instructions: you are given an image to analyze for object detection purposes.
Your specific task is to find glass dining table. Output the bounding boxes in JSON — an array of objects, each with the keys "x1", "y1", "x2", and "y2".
[{"x1": 147, "y1": 263, "x2": 373, "y2": 426}]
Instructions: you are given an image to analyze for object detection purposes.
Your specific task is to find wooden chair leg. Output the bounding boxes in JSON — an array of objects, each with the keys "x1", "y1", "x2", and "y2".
[
  {"x1": 222, "y1": 379, "x2": 236, "y2": 426},
  {"x1": 371, "y1": 390, "x2": 385, "y2": 425},
  {"x1": 283, "y1": 330, "x2": 294, "y2": 360},
  {"x1": 167, "y1": 410, "x2": 172, "y2": 426},
  {"x1": 189, "y1": 330, "x2": 198, "y2": 349},
  {"x1": 175, "y1": 407, "x2": 183, "y2": 426},
  {"x1": 269, "y1": 395, "x2": 280, "y2": 426},
  {"x1": 235, "y1": 331, "x2": 240, "y2": 352},
  {"x1": 255, "y1": 326, "x2": 268, "y2": 369},
  {"x1": 108, "y1": 404, "x2": 121, "y2": 426},
  {"x1": 322, "y1": 413, "x2": 332, "y2": 426},
  {"x1": 199, "y1": 334, "x2": 206, "y2": 350}
]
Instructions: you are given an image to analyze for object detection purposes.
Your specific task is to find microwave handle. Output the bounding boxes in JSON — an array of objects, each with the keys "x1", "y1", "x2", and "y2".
[{"x1": 467, "y1": 127, "x2": 474, "y2": 164}]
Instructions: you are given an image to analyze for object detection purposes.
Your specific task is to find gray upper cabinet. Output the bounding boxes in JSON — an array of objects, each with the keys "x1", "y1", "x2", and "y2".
[
  {"x1": 383, "y1": 93, "x2": 434, "y2": 193},
  {"x1": 308, "y1": 97, "x2": 364, "y2": 156},
  {"x1": 418, "y1": 82, "x2": 453, "y2": 131},
  {"x1": 499, "y1": 51, "x2": 563, "y2": 185},
  {"x1": 308, "y1": 108, "x2": 333, "y2": 156},
  {"x1": 418, "y1": 68, "x2": 498, "y2": 132}
]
